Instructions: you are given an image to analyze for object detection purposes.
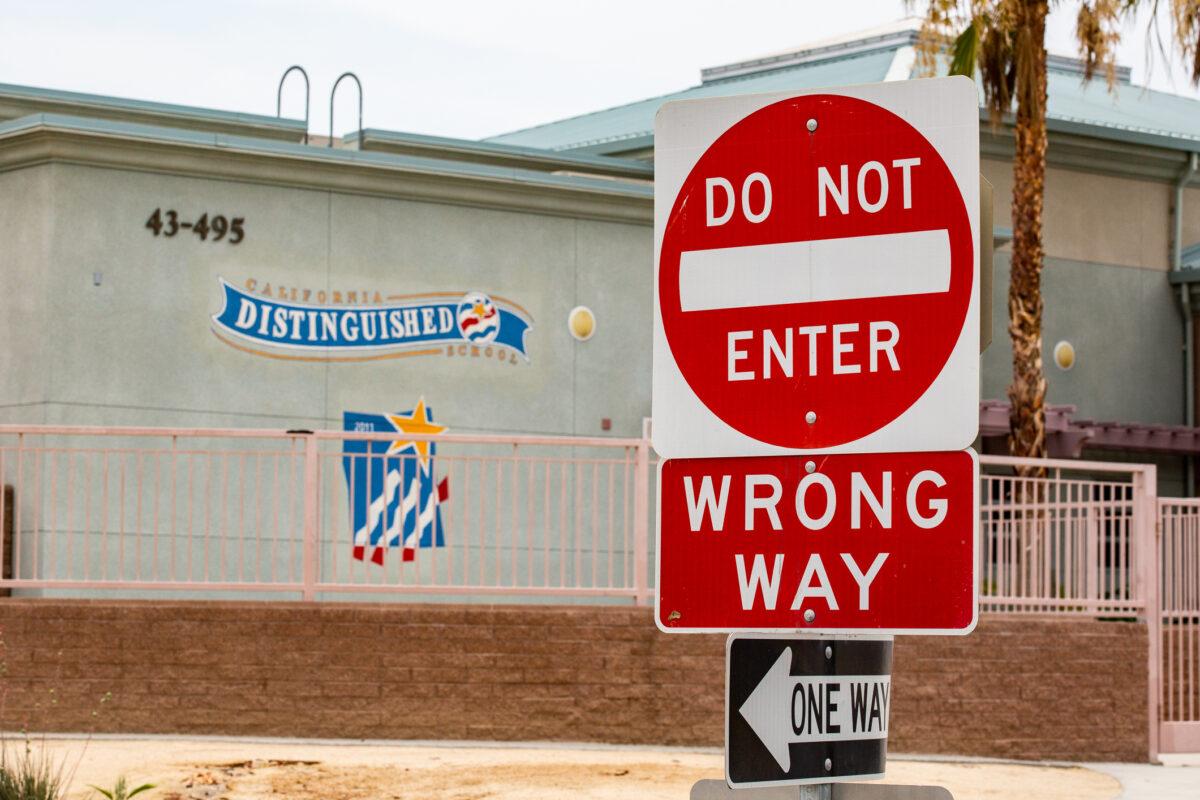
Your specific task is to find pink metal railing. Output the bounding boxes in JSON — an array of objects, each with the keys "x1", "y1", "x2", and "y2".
[
  {"x1": 0, "y1": 426, "x2": 1167, "y2": 616},
  {"x1": 1159, "y1": 498, "x2": 1200, "y2": 752},
  {"x1": 310, "y1": 431, "x2": 649, "y2": 600},
  {"x1": 978, "y1": 455, "x2": 1157, "y2": 617},
  {"x1": 0, "y1": 426, "x2": 651, "y2": 604},
  {"x1": 976, "y1": 455, "x2": 1164, "y2": 758}
]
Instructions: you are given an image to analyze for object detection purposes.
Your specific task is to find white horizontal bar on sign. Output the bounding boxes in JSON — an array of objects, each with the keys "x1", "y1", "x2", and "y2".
[{"x1": 678, "y1": 228, "x2": 951, "y2": 312}]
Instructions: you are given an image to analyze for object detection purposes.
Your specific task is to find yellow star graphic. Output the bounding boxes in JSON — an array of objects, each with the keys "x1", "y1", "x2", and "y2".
[{"x1": 387, "y1": 399, "x2": 447, "y2": 469}]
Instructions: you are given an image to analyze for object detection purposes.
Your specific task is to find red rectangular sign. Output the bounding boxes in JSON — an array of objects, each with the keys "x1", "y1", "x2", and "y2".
[{"x1": 655, "y1": 450, "x2": 977, "y2": 634}]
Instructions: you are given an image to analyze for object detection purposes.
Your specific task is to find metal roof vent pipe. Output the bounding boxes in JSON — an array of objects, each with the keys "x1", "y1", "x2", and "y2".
[
  {"x1": 276, "y1": 65, "x2": 310, "y2": 145},
  {"x1": 329, "y1": 72, "x2": 363, "y2": 149}
]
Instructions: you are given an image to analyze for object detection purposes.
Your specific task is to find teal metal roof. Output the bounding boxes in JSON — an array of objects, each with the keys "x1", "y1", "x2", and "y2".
[
  {"x1": 487, "y1": 48, "x2": 897, "y2": 152},
  {"x1": 1183, "y1": 242, "x2": 1200, "y2": 269},
  {"x1": 488, "y1": 40, "x2": 1200, "y2": 156},
  {"x1": 1044, "y1": 69, "x2": 1200, "y2": 151},
  {"x1": 1165, "y1": 242, "x2": 1200, "y2": 283}
]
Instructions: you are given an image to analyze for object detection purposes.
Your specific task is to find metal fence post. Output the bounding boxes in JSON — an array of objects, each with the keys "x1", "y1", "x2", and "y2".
[
  {"x1": 301, "y1": 434, "x2": 320, "y2": 601},
  {"x1": 633, "y1": 436, "x2": 650, "y2": 606},
  {"x1": 15, "y1": 432, "x2": 24, "y2": 586},
  {"x1": 1135, "y1": 464, "x2": 1161, "y2": 761}
]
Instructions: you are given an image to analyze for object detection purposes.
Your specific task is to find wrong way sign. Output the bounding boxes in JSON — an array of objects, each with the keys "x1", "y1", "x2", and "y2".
[
  {"x1": 652, "y1": 77, "x2": 979, "y2": 458},
  {"x1": 656, "y1": 450, "x2": 977, "y2": 634}
]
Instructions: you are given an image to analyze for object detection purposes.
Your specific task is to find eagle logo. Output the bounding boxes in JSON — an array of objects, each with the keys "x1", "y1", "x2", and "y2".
[{"x1": 456, "y1": 292, "x2": 501, "y2": 344}]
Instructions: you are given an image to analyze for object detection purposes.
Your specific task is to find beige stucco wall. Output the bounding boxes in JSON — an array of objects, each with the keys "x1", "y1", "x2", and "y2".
[
  {"x1": 1, "y1": 143, "x2": 1191, "y2": 439},
  {"x1": 0, "y1": 164, "x2": 52, "y2": 422},
  {"x1": 0, "y1": 159, "x2": 653, "y2": 438},
  {"x1": 982, "y1": 157, "x2": 1190, "y2": 271}
]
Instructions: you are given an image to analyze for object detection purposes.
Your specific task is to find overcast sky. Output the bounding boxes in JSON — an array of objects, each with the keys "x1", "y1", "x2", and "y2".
[{"x1": 2, "y1": 1, "x2": 1198, "y2": 141}]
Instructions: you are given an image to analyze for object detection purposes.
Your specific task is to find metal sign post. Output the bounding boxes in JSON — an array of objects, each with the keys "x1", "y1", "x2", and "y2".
[{"x1": 691, "y1": 781, "x2": 954, "y2": 799}]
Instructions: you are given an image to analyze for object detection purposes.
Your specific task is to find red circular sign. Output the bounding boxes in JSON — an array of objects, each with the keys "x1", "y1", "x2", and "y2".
[{"x1": 659, "y1": 94, "x2": 973, "y2": 449}]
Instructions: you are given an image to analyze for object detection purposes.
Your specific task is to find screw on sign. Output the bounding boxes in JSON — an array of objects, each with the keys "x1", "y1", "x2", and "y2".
[{"x1": 652, "y1": 77, "x2": 979, "y2": 458}]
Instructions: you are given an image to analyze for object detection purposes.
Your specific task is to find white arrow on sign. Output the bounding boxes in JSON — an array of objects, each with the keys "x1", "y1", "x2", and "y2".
[{"x1": 738, "y1": 647, "x2": 892, "y2": 772}]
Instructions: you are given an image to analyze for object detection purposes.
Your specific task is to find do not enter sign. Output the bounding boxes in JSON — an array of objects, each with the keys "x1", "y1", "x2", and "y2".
[{"x1": 652, "y1": 78, "x2": 979, "y2": 458}]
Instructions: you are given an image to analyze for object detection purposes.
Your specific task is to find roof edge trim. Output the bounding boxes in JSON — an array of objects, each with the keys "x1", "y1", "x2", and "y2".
[
  {"x1": 346, "y1": 128, "x2": 652, "y2": 177},
  {"x1": 0, "y1": 81, "x2": 306, "y2": 132},
  {"x1": 700, "y1": 25, "x2": 920, "y2": 83},
  {"x1": 0, "y1": 113, "x2": 654, "y2": 206}
]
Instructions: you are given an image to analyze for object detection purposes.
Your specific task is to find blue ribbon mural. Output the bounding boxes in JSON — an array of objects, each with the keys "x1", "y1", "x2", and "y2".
[{"x1": 211, "y1": 279, "x2": 532, "y2": 359}]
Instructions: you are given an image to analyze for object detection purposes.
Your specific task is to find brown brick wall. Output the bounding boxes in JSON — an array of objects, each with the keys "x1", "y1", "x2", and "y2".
[
  {"x1": 0, "y1": 601, "x2": 1148, "y2": 761},
  {"x1": 891, "y1": 618, "x2": 1148, "y2": 762}
]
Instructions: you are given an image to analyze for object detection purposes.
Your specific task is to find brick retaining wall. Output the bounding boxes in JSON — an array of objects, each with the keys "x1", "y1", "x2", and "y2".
[{"x1": 0, "y1": 601, "x2": 1148, "y2": 761}]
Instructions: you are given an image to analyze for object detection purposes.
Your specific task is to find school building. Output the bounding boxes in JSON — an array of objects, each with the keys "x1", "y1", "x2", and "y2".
[{"x1": 0, "y1": 19, "x2": 1197, "y2": 763}]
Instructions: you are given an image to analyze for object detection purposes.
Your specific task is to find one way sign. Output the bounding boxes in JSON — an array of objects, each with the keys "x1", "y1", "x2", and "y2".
[{"x1": 727, "y1": 635, "x2": 893, "y2": 788}]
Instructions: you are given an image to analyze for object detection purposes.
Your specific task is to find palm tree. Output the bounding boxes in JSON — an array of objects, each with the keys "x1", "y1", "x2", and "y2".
[{"x1": 911, "y1": 1, "x2": 1200, "y2": 471}]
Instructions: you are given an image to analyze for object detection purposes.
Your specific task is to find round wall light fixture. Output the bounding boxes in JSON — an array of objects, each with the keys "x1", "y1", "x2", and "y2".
[
  {"x1": 1053, "y1": 340, "x2": 1076, "y2": 371},
  {"x1": 568, "y1": 305, "x2": 596, "y2": 341}
]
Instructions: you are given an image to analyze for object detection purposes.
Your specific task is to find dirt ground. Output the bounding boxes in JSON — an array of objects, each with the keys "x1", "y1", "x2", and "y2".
[{"x1": 23, "y1": 738, "x2": 1120, "y2": 800}]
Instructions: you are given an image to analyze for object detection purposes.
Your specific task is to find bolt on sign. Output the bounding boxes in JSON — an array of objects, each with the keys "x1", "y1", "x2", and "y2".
[{"x1": 652, "y1": 77, "x2": 979, "y2": 458}]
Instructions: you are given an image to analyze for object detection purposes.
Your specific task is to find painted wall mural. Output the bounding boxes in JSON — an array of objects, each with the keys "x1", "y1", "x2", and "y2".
[
  {"x1": 211, "y1": 278, "x2": 533, "y2": 363},
  {"x1": 341, "y1": 402, "x2": 449, "y2": 566}
]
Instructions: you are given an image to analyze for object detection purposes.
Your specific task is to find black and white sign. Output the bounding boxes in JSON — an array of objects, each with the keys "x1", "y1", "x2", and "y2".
[{"x1": 727, "y1": 635, "x2": 893, "y2": 788}]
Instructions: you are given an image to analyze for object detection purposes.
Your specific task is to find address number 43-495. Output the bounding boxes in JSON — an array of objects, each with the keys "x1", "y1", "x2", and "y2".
[{"x1": 145, "y1": 208, "x2": 245, "y2": 244}]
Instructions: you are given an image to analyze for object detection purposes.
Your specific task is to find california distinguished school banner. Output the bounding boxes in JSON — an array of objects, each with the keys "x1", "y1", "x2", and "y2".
[{"x1": 211, "y1": 279, "x2": 532, "y2": 361}]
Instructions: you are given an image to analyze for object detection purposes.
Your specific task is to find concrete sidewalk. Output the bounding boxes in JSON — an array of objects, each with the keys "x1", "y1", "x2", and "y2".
[{"x1": 1091, "y1": 758, "x2": 1199, "y2": 800}]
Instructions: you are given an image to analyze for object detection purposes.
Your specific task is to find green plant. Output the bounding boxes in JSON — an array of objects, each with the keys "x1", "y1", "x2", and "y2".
[
  {"x1": 88, "y1": 777, "x2": 155, "y2": 800},
  {"x1": 0, "y1": 739, "x2": 71, "y2": 800},
  {"x1": 0, "y1": 631, "x2": 99, "y2": 800}
]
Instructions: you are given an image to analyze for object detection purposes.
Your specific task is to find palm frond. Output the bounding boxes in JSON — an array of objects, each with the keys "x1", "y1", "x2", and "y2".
[
  {"x1": 976, "y1": 9, "x2": 1018, "y2": 123},
  {"x1": 950, "y1": 21, "x2": 980, "y2": 76},
  {"x1": 1174, "y1": 0, "x2": 1200, "y2": 83},
  {"x1": 1076, "y1": 0, "x2": 1126, "y2": 87},
  {"x1": 907, "y1": 0, "x2": 970, "y2": 77}
]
